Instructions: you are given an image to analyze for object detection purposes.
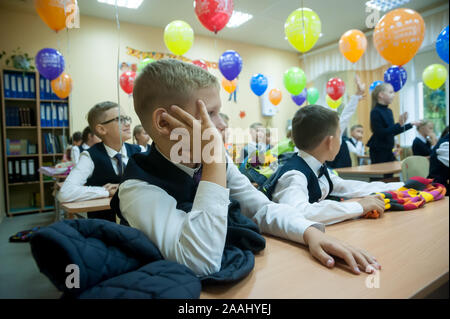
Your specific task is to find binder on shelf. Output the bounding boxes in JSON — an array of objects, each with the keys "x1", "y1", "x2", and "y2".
[
  {"x1": 4, "y1": 73, "x2": 11, "y2": 98},
  {"x1": 63, "y1": 104, "x2": 68, "y2": 126},
  {"x1": 8, "y1": 160, "x2": 13, "y2": 183},
  {"x1": 19, "y1": 139, "x2": 28, "y2": 155},
  {"x1": 40, "y1": 78, "x2": 45, "y2": 99},
  {"x1": 29, "y1": 74, "x2": 36, "y2": 98},
  {"x1": 10, "y1": 74, "x2": 17, "y2": 98},
  {"x1": 40, "y1": 104, "x2": 46, "y2": 127},
  {"x1": 28, "y1": 159, "x2": 36, "y2": 181},
  {"x1": 45, "y1": 78, "x2": 51, "y2": 100},
  {"x1": 20, "y1": 159, "x2": 28, "y2": 182},
  {"x1": 28, "y1": 143, "x2": 37, "y2": 154},
  {"x1": 45, "y1": 103, "x2": 52, "y2": 127},
  {"x1": 14, "y1": 160, "x2": 20, "y2": 183},
  {"x1": 57, "y1": 104, "x2": 64, "y2": 127},
  {"x1": 52, "y1": 103, "x2": 57, "y2": 126},
  {"x1": 16, "y1": 75, "x2": 23, "y2": 98},
  {"x1": 23, "y1": 75, "x2": 29, "y2": 98}
]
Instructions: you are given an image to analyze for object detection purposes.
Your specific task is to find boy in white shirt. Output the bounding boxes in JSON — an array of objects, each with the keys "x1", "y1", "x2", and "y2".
[
  {"x1": 58, "y1": 101, "x2": 141, "y2": 221},
  {"x1": 262, "y1": 105, "x2": 405, "y2": 226},
  {"x1": 113, "y1": 59, "x2": 380, "y2": 277}
]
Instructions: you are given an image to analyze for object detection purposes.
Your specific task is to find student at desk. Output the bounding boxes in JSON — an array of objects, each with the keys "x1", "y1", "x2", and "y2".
[
  {"x1": 261, "y1": 105, "x2": 405, "y2": 226},
  {"x1": 112, "y1": 59, "x2": 380, "y2": 277},
  {"x1": 58, "y1": 101, "x2": 141, "y2": 221},
  {"x1": 71, "y1": 126, "x2": 101, "y2": 165}
]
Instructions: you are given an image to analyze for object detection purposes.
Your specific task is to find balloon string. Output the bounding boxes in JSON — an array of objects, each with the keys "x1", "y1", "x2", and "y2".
[{"x1": 114, "y1": 0, "x2": 124, "y2": 171}]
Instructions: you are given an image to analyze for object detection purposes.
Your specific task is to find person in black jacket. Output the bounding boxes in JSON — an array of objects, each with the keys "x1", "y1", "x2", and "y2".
[
  {"x1": 367, "y1": 83, "x2": 418, "y2": 164},
  {"x1": 412, "y1": 120, "x2": 437, "y2": 157}
]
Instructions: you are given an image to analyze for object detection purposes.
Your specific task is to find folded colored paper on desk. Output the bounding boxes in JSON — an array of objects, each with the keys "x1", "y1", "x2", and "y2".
[{"x1": 363, "y1": 176, "x2": 447, "y2": 219}]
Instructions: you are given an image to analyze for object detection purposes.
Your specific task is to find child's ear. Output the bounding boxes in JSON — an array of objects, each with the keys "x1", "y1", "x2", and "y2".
[
  {"x1": 326, "y1": 135, "x2": 334, "y2": 150},
  {"x1": 153, "y1": 108, "x2": 171, "y2": 136},
  {"x1": 94, "y1": 125, "x2": 106, "y2": 138}
]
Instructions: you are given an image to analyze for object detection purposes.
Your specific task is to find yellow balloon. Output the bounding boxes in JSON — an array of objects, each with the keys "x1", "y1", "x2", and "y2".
[
  {"x1": 423, "y1": 64, "x2": 448, "y2": 90},
  {"x1": 284, "y1": 8, "x2": 321, "y2": 53},
  {"x1": 164, "y1": 20, "x2": 194, "y2": 56},
  {"x1": 326, "y1": 95, "x2": 342, "y2": 109}
]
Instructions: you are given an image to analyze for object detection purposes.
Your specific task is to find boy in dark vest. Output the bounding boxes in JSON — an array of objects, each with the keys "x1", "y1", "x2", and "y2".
[
  {"x1": 428, "y1": 133, "x2": 449, "y2": 194},
  {"x1": 58, "y1": 101, "x2": 141, "y2": 221},
  {"x1": 261, "y1": 105, "x2": 405, "y2": 226},
  {"x1": 112, "y1": 59, "x2": 380, "y2": 277}
]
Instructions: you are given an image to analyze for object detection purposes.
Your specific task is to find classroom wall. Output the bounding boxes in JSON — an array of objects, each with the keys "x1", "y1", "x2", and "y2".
[{"x1": 0, "y1": 4, "x2": 302, "y2": 137}]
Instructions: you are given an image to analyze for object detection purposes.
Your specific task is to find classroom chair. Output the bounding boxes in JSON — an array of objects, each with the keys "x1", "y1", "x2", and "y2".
[
  {"x1": 349, "y1": 152, "x2": 358, "y2": 167},
  {"x1": 401, "y1": 156, "x2": 430, "y2": 180}
]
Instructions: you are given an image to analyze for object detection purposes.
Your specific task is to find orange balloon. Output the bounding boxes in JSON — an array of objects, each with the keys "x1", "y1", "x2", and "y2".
[
  {"x1": 339, "y1": 29, "x2": 367, "y2": 63},
  {"x1": 51, "y1": 72, "x2": 72, "y2": 99},
  {"x1": 268, "y1": 88, "x2": 282, "y2": 106},
  {"x1": 34, "y1": 0, "x2": 73, "y2": 32},
  {"x1": 373, "y1": 8, "x2": 425, "y2": 66},
  {"x1": 222, "y1": 78, "x2": 237, "y2": 93}
]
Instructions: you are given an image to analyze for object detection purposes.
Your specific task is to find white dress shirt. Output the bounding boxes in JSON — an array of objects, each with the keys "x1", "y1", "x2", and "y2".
[
  {"x1": 346, "y1": 137, "x2": 365, "y2": 156},
  {"x1": 272, "y1": 150, "x2": 404, "y2": 226},
  {"x1": 436, "y1": 141, "x2": 449, "y2": 167},
  {"x1": 118, "y1": 147, "x2": 324, "y2": 276},
  {"x1": 58, "y1": 143, "x2": 130, "y2": 203},
  {"x1": 70, "y1": 143, "x2": 90, "y2": 166},
  {"x1": 139, "y1": 144, "x2": 150, "y2": 152}
]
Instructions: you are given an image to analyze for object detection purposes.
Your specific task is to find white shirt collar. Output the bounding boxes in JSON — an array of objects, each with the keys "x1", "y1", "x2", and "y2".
[
  {"x1": 154, "y1": 144, "x2": 200, "y2": 178},
  {"x1": 416, "y1": 132, "x2": 427, "y2": 144},
  {"x1": 351, "y1": 137, "x2": 358, "y2": 144},
  {"x1": 82, "y1": 143, "x2": 90, "y2": 149},
  {"x1": 104, "y1": 143, "x2": 128, "y2": 159},
  {"x1": 298, "y1": 150, "x2": 323, "y2": 177}
]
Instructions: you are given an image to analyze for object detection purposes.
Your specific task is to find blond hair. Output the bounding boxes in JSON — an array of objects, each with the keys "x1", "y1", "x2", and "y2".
[
  {"x1": 87, "y1": 101, "x2": 118, "y2": 134},
  {"x1": 371, "y1": 82, "x2": 392, "y2": 109},
  {"x1": 133, "y1": 59, "x2": 219, "y2": 122},
  {"x1": 416, "y1": 120, "x2": 433, "y2": 131}
]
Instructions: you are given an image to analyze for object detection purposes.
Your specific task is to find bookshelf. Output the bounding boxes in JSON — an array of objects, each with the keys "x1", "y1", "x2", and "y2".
[{"x1": 1, "y1": 68, "x2": 71, "y2": 217}]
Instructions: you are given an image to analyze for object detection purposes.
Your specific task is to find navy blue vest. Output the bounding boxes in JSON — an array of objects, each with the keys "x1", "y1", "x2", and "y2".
[
  {"x1": 412, "y1": 137, "x2": 432, "y2": 156},
  {"x1": 260, "y1": 154, "x2": 334, "y2": 203},
  {"x1": 77, "y1": 144, "x2": 87, "y2": 154},
  {"x1": 86, "y1": 142, "x2": 141, "y2": 186},
  {"x1": 428, "y1": 133, "x2": 449, "y2": 193},
  {"x1": 327, "y1": 136, "x2": 352, "y2": 169},
  {"x1": 110, "y1": 143, "x2": 266, "y2": 284}
]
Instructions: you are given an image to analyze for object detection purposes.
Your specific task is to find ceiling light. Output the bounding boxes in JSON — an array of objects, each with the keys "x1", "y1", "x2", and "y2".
[
  {"x1": 97, "y1": 0, "x2": 143, "y2": 9},
  {"x1": 226, "y1": 11, "x2": 253, "y2": 28},
  {"x1": 365, "y1": 0, "x2": 410, "y2": 12}
]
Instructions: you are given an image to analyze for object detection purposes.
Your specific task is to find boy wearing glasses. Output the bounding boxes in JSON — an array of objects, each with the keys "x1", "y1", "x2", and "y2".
[{"x1": 58, "y1": 101, "x2": 141, "y2": 221}]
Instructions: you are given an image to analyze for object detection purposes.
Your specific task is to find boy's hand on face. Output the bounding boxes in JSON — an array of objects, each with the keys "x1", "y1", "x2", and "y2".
[
  {"x1": 103, "y1": 183, "x2": 119, "y2": 197},
  {"x1": 304, "y1": 227, "x2": 381, "y2": 275},
  {"x1": 356, "y1": 194, "x2": 385, "y2": 217}
]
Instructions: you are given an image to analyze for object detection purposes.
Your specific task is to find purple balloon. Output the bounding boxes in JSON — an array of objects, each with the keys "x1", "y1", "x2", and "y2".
[
  {"x1": 35, "y1": 48, "x2": 65, "y2": 80},
  {"x1": 219, "y1": 50, "x2": 242, "y2": 81},
  {"x1": 291, "y1": 88, "x2": 307, "y2": 106},
  {"x1": 384, "y1": 66, "x2": 407, "y2": 92}
]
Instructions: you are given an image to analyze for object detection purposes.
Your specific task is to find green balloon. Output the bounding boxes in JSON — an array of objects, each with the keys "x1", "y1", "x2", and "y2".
[
  {"x1": 283, "y1": 67, "x2": 306, "y2": 95},
  {"x1": 137, "y1": 58, "x2": 155, "y2": 72},
  {"x1": 307, "y1": 87, "x2": 319, "y2": 104}
]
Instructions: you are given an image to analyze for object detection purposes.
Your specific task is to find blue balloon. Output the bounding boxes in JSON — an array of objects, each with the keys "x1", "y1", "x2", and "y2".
[
  {"x1": 35, "y1": 48, "x2": 65, "y2": 80},
  {"x1": 250, "y1": 73, "x2": 268, "y2": 96},
  {"x1": 384, "y1": 66, "x2": 407, "y2": 92},
  {"x1": 436, "y1": 26, "x2": 449, "y2": 64},
  {"x1": 291, "y1": 88, "x2": 307, "y2": 106},
  {"x1": 219, "y1": 50, "x2": 242, "y2": 81},
  {"x1": 369, "y1": 81, "x2": 384, "y2": 93}
]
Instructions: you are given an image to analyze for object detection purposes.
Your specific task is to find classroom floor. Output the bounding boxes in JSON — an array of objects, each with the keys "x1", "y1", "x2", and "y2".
[
  {"x1": 0, "y1": 211, "x2": 61, "y2": 299},
  {"x1": 0, "y1": 211, "x2": 447, "y2": 299}
]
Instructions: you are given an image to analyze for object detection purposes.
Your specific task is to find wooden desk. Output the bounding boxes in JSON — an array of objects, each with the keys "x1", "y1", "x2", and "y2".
[
  {"x1": 61, "y1": 197, "x2": 111, "y2": 219},
  {"x1": 201, "y1": 197, "x2": 449, "y2": 299},
  {"x1": 335, "y1": 161, "x2": 402, "y2": 181}
]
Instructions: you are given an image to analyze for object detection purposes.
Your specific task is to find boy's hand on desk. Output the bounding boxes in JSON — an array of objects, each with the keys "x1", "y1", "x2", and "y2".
[
  {"x1": 304, "y1": 227, "x2": 381, "y2": 275},
  {"x1": 103, "y1": 183, "x2": 119, "y2": 197},
  {"x1": 356, "y1": 194, "x2": 385, "y2": 217}
]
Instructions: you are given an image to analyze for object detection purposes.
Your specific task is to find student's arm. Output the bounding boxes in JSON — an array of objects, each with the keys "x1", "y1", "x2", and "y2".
[
  {"x1": 226, "y1": 155, "x2": 324, "y2": 243},
  {"x1": 57, "y1": 152, "x2": 109, "y2": 203},
  {"x1": 271, "y1": 170, "x2": 365, "y2": 225},
  {"x1": 437, "y1": 142, "x2": 449, "y2": 167},
  {"x1": 371, "y1": 110, "x2": 412, "y2": 136},
  {"x1": 329, "y1": 172, "x2": 403, "y2": 197},
  {"x1": 339, "y1": 95, "x2": 362, "y2": 135},
  {"x1": 118, "y1": 179, "x2": 229, "y2": 276},
  {"x1": 71, "y1": 146, "x2": 80, "y2": 165}
]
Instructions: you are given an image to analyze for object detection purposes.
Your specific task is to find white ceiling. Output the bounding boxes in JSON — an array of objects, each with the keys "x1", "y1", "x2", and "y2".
[{"x1": 3, "y1": 0, "x2": 447, "y2": 52}]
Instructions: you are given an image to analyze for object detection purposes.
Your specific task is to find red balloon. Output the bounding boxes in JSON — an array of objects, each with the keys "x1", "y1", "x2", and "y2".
[
  {"x1": 192, "y1": 59, "x2": 208, "y2": 71},
  {"x1": 194, "y1": 0, "x2": 233, "y2": 33},
  {"x1": 120, "y1": 71, "x2": 136, "y2": 95},
  {"x1": 326, "y1": 78, "x2": 346, "y2": 101}
]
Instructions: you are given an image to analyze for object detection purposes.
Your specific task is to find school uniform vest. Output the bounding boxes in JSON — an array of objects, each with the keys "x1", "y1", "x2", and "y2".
[
  {"x1": 348, "y1": 138, "x2": 357, "y2": 148},
  {"x1": 412, "y1": 137, "x2": 432, "y2": 156},
  {"x1": 260, "y1": 154, "x2": 334, "y2": 203},
  {"x1": 86, "y1": 142, "x2": 141, "y2": 187},
  {"x1": 110, "y1": 143, "x2": 266, "y2": 284},
  {"x1": 428, "y1": 133, "x2": 449, "y2": 193},
  {"x1": 76, "y1": 144, "x2": 88, "y2": 154},
  {"x1": 326, "y1": 136, "x2": 352, "y2": 169}
]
